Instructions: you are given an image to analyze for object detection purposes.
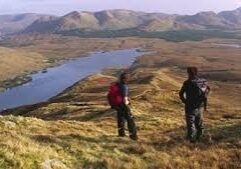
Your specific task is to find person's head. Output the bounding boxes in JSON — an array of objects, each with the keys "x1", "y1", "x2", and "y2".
[
  {"x1": 187, "y1": 67, "x2": 198, "y2": 79},
  {"x1": 119, "y1": 72, "x2": 129, "y2": 84}
]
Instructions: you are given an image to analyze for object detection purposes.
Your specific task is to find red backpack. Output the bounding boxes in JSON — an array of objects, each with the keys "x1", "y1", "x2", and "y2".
[{"x1": 107, "y1": 82, "x2": 123, "y2": 107}]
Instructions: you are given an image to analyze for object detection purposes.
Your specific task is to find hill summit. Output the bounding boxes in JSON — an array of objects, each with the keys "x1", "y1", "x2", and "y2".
[{"x1": 22, "y1": 8, "x2": 241, "y2": 34}]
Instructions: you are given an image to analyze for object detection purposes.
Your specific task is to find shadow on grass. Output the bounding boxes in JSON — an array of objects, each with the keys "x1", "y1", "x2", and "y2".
[
  {"x1": 147, "y1": 122, "x2": 241, "y2": 151},
  {"x1": 33, "y1": 133, "x2": 131, "y2": 146},
  {"x1": 209, "y1": 122, "x2": 241, "y2": 143},
  {"x1": 31, "y1": 121, "x2": 241, "y2": 151},
  {"x1": 76, "y1": 109, "x2": 115, "y2": 121},
  {"x1": 30, "y1": 122, "x2": 241, "y2": 169},
  {"x1": 42, "y1": 108, "x2": 115, "y2": 121}
]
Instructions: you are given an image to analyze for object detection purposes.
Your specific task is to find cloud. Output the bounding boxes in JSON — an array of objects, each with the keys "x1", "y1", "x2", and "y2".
[{"x1": 237, "y1": 0, "x2": 241, "y2": 5}]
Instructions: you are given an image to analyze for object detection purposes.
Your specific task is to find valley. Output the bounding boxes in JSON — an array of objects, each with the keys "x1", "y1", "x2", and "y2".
[
  {"x1": 0, "y1": 7, "x2": 241, "y2": 169},
  {"x1": 0, "y1": 35, "x2": 148, "y2": 89},
  {"x1": 0, "y1": 34, "x2": 240, "y2": 168}
]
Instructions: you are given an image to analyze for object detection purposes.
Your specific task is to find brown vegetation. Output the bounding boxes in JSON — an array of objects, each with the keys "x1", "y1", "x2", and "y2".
[
  {"x1": 0, "y1": 35, "x2": 241, "y2": 168},
  {"x1": 0, "y1": 47, "x2": 44, "y2": 82},
  {"x1": 0, "y1": 35, "x2": 151, "y2": 87},
  {"x1": 1, "y1": 66, "x2": 241, "y2": 169}
]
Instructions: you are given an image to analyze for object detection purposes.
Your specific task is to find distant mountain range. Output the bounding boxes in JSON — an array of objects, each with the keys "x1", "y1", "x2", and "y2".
[
  {"x1": 0, "y1": 7, "x2": 241, "y2": 36},
  {"x1": 0, "y1": 14, "x2": 56, "y2": 36}
]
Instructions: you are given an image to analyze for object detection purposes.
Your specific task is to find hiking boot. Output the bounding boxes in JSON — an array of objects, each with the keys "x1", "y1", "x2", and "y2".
[
  {"x1": 196, "y1": 130, "x2": 204, "y2": 142},
  {"x1": 190, "y1": 139, "x2": 197, "y2": 143},
  {"x1": 186, "y1": 136, "x2": 196, "y2": 143},
  {"x1": 196, "y1": 135, "x2": 203, "y2": 142},
  {"x1": 130, "y1": 135, "x2": 138, "y2": 141},
  {"x1": 118, "y1": 134, "x2": 126, "y2": 137}
]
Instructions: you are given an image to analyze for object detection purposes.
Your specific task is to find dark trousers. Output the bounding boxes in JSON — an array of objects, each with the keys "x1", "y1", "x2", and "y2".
[
  {"x1": 114, "y1": 104, "x2": 137, "y2": 138},
  {"x1": 185, "y1": 106, "x2": 204, "y2": 141}
]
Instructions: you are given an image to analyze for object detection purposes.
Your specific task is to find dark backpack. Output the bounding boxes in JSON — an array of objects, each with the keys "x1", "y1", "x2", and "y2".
[
  {"x1": 107, "y1": 82, "x2": 123, "y2": 107},
  {"x1": 190, "y1": 78, "x2": 209, "y2": 108}
]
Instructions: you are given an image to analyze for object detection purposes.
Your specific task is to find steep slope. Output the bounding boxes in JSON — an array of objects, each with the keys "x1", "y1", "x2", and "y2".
[
  {"x1": 0, "y1": 13, "x2": 55, "y2": 35},
  {"x1": 137, "y1": 13, "x2": 178, "y2": 31},
  {"x1": 177, "y1": 11, "x2": 234, "y2": 29},
  {"x1": 23, "y1": 11, "x2": 100, "y2": 33},
  {"x1": 1, "y1": 68, "x2": 240, "y2": 169},
  {"x1": 24, "y1": 10, "x2": 141, "y2": 33},
  {"x1": 21, "y1": 15, "x2": 59, "y2": 33},
  {"x1": 23, "y1": 10, "x2": 178, "y2": 33},
  {"x1": 59, "y1": 11, "x2": 99, "y2": 31},
  {"x1": 219, "y1": 7, "x2": 241, "y2": 27},
  {"x1": 138, "y1": 18, "x2": 175, "y2": 31},
  {"x1": 23, "y1": 7, "x2": 241, "y2": 34},
  {"x1": 0, "y1": 36, "x2": 241, "y2": 168}
]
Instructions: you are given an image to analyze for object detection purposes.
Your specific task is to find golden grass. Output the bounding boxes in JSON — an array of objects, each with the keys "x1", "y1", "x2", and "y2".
[
  {"x1": 0, "y1": 35, "x2": 241, "y2": 168},
  {"x1": 1, "y1": 68, "x2": 241, "y2": 169},
  {"x1": 0, "y1": 47, "x2": 44, "y2": 81}
]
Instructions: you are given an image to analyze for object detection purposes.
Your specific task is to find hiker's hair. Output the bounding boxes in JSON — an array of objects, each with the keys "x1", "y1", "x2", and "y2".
[
  {"x1": 120, "y1": 72, "x2": 128, "y2": 81},
  {"x1": 187, "y1": 67, "x2": 198, "y2": 77}
]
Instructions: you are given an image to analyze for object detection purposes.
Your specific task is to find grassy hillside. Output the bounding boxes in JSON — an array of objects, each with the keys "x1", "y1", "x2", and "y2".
[
  {"x1": 0, "y1": 47, "x2": 45, "y2": 89},
  {"x1": 1, "y1": 67, "x2": 241, "y2": 169},
  {"x1": 0, "y1": 36, "x2": 241, "y2": 168}
]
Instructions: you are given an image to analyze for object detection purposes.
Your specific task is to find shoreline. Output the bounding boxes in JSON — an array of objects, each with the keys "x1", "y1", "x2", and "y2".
[
  {"x1": 0, "y1": 48, "x2": 144, "y2": 114},
  {"x1": 0, "y1": 67, "x2": 125, "y2": 115},
  {"x1": 0, "y1": 54, "x2": 87, "y2": 91},
  {"x1": 0, "y1": 47, "x2": 139, "y2": 91},
  {"x1": 0, "y1": 35, "x2": 151, "y2": 92}
]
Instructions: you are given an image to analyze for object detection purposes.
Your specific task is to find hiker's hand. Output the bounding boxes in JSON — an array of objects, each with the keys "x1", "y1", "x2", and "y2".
[
  {"x1": 124, "y1": 97, "x2": 130, "y2": 105},
  {"x1": 125, "y1": 100, "x2": 130, "y2": 105}
]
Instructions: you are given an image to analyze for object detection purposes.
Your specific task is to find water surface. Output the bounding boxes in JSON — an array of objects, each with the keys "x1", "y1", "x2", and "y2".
[{"x1": 0, "y1": 49, "x2": 143, "y2": 111}]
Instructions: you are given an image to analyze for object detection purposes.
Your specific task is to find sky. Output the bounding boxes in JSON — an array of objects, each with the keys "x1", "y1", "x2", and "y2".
[{"x1": 0, "y1": 0, "x2": 241, "y2": 16}]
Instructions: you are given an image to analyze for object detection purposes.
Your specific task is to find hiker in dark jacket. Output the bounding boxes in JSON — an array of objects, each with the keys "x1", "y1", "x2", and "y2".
[
  {"x1": 107, "y1": 73, "x2": 138, "y2": 140},
  {"x1": 179, "y1": 67, "x2": 210, "y2": 143}
]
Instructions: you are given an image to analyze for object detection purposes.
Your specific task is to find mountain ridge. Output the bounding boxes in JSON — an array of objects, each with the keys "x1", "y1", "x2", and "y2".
[
  {"x1": 1, "y1": 7, "x2": 241, "y2": 36},
  {"x1": 23, "y1": 8, "x2": 241, "y2": 34},
  {"x1": 0, "y1": 13, "x2": 56, "y2": 36}
]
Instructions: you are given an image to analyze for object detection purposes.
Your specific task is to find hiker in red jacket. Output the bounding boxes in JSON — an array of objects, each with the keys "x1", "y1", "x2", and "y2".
[{"x1": 107, "y1": 73, "x2": 138, "y2": 140}]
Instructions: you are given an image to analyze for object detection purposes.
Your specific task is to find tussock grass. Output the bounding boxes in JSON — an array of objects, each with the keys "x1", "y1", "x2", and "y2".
[
  {"x1": 0, "y1": 36, "x2": 241, "y2": 168},
  {"x1": 1, "y1": 68, "x2": 241, "y2": 169}
]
